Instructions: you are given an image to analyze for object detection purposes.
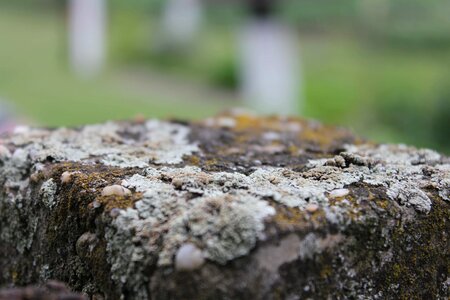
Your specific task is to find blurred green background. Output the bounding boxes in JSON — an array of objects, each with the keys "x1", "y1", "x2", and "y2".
[{"x1": 0, "y1": 0, "x2": 449, "y2": 153}]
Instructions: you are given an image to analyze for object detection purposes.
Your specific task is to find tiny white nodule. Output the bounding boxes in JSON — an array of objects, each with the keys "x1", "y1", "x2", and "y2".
[
  {"x1": 329, "y1": 188, "x2": 350, "y2": 198},
  {"x1": 60, "y1": 171, "x2": 73, "y2": 184},
  {"x1": 305, "y1": 203, "x2": 319, "y2": 213},
  {"x1": 101, "y1": 185, "x2": 131, "y2": 197},
  {"x1": 175, "y1": 243, "x2": 205, "y2": 271}
]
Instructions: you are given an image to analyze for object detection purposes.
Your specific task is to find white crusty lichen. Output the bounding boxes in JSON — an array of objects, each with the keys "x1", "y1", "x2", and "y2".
[
  {"x1": 0, "y1": 146, "x2": 40, "y2": 252},
  {"x1": 431, "y1": 164, "x2": 450, "y2": 201},
  {"x1": 106, "y1": 170, "x2": 276, "y2": 265},
  {"x1": 104, "y1": 168, "x2": 276, "y2": 296},
  {"x1": 40, "y1": 178, "x2": 57, "y2": 209},
  {"x1": 306, "y1": 144, "x2": 448, "y2": 214},
  {"x1": 244, "y1": 165, "x2": 364, "y2": 209},
  {"x1": 4, "y1": 120, "x2": 198, "y2": 168}
]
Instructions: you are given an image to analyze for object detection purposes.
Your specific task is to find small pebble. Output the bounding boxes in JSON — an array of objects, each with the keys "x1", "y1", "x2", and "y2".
[
  {"x1": 305, "y1": 203, "x2": 319, "y2": 213},
  {"x1": 287, "y1": 122, "x2": 302, "y2": 132},
  {"x1": 329, "y1": 188, "x2": 350, "y2": 198},
  {"x1": 216, "y1": 117, "x2": 236, "y2": 128},
  {"x1": 262, "y1": 131, "x2": 280, "y2": 141},
  {"x1": 172, "y1": 178, "x2": 184, "y2": 189},
  {"x1": 101, "y1": 185, "x2": 131, "y2": 197},
  {"x1": 133, "y1": 113, "x2": 146, "y2": 124},
  {"x1": 175, "y1": 243, "x2": 205, "y2": 271},
  {"x1": 76, "y1": 232, "x2": 98, "y2": 257},
  {"x1": 29, "y1": 172, "x2": 40, "y2": 183},
  {"x1": 60, "y1": 171, "x2": 73, "y2": 184},
  {"x1": 13, "y1": 125, "x2": 29, "y2": 134},
  {"x1": 334, "y1": 156, "x2": 346, "y2": 168}
]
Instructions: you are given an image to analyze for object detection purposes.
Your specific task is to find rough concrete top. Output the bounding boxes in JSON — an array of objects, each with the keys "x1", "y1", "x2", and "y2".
[{"x1": 0, "y1": 111, "x2": 449, "y2": 299}]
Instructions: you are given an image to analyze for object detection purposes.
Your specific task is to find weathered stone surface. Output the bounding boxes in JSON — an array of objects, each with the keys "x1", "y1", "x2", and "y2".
[{"x1": 0, "y1": 111, "x2": 449, "y2": 299}]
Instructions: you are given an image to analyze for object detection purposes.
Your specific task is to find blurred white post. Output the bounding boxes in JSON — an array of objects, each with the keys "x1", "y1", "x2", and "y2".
[
  {"x1": 239, "y1": 18, "x2": 301, "y2": 115},
  {"x1": 68, "y1": 0, "x2": 107, "y2": 78},
  {"x1": 160, "y1": 0, "x2": 203, "y2": 50},
  {"x1": 358, "y1": 0, "x2": 390, "y2": 25}
]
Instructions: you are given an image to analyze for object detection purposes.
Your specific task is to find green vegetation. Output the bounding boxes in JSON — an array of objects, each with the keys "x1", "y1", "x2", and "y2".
[
  {"x1": 0, "y1": 2, "x2": 449, "y2": 153},
  {"x1": 0, "y1": 8, "x2": 231, "y2": 126}
]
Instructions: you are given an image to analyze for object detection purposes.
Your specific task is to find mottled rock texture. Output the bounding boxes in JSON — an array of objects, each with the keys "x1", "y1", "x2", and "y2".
[{"x1": 0, "y1": 111, "x2": 449, "y2": 299}]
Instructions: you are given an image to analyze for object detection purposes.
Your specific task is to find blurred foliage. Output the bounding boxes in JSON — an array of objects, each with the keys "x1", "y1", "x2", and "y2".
[{"x1": 0, "y1": 0, "x2": 449, "y2": 153}]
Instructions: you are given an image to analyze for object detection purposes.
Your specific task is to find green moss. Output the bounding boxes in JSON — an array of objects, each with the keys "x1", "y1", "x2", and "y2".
[
  {"x1": 376, "y1": 194, "x2": 449, "y2": 298},
  {"x1": 36, "y1": 162, "x2": 144, "y2": 295},
  {"x1": 96, "y1": 193, "x2": 143, "y2": 211}
]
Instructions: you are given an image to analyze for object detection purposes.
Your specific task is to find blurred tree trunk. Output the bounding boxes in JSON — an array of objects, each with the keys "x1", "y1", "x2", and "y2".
[
  {"x1": 157, "y1": 0, "x2": 203, "y2": 52},
  {"x1": 68, "y1": 0, "x2": 107, "y2": 78},
  {"x1": 239, "y1": 0, "x2": 302, "y2": 115},
  {"x1": 358, "y1": 0, "x2": 390, "y2": 26}
]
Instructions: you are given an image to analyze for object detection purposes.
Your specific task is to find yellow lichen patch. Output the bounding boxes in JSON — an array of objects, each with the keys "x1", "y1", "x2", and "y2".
[
  {"x1": 299, "y1": 125, "x2": 353, "y2": 149},
  {"x1": 320, "y1": 264, "x2": 333, "y2": 279},
  {"x1": 327, "y1": 192, "x2": 364, "y2": 221},
  {"x1": 11, "y1": 270, "x2": 18, "y2": 283},
  {"x1": 327, "y1": 193, "x2": 353, "y2": 207},
  {"x1": 187, "y1": 155, "x2": 200, "y2": 166},
  {"x1": 46, "y1": 162, "x2": 143, "y2": 221},
  {"x1": 391, "y1": 263, "x2": 403, "y2": 281},
  {"x1": 230, "y1": 114, "x2": 286, "y2": 132},
  {"x1": 374, "y1": 199, "x2": 389, "y2": 210},
  {"x1": 220, "y1": 113, "x2": 299, "y2": 132},
  {"x1": 217, "y1": 112, "x2": 362, "y2": 153},
  {"x1": 234, "y1": 114, "x2": 262, "y2": 131},
  {"x1": 270, "y1": 203, "x2": 328, "y2": 232},
  {"x1": 287, "y1": 144, "x2": 299, "y2": 156},
  {"x1": 309, "y1": 209, "x2": 327, "y2": 225},
  {"x1": 271, "y1": 205, "x2": 307, "y2": 231},
  {"x1": 203, "y1": 158, "x2": 219, "y2": 169},
  {"x1": 96, "y1": 192, "x2": 143, "y2": 211}
]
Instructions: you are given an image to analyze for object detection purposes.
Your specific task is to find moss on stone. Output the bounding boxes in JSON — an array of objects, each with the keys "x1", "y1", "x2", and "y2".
[{"x1": 0, "y1": 112, "x2": 448, "y2": 299}]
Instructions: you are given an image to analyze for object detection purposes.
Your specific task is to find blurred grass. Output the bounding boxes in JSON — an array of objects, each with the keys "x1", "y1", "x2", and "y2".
[
  {"x1": 0, "y1": 7, "x2": 231, "y2": 127},
  {"x1": 0, "y1": 5, "x2": 449, "y2": 153}
]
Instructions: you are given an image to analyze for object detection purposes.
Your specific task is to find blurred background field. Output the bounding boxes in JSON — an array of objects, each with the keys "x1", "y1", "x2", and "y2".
[{"x1": 0, "y1": 0, "x2": 449, "y2": 153}]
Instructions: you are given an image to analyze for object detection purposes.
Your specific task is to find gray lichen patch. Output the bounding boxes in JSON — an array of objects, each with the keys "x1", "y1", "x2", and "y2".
[
  {"x1": 107, "y1": 169, "x2": 277, "y2": 264},
  {"x1": 306, "y1": 144, "x2": 448, "y2": 214},
  {"x1": 431, "y1": 163, "x2": 450, "y2": 201},
  {"x1": 39, "y1": 179, "x2": 57, "y2": 209},
  {"x1": 3, "y1": 120, "x2": 198, "y2": 168}
]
